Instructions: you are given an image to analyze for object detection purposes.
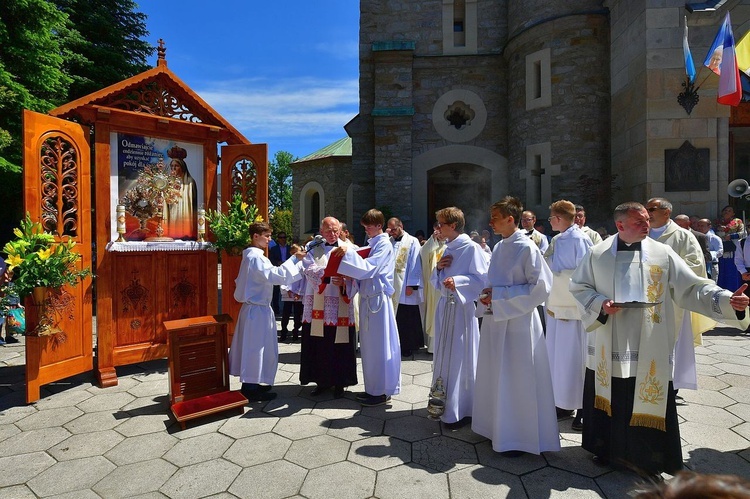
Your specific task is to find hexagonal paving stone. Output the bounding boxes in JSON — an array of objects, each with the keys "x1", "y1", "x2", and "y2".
[
  {"x1": 679, "y1": 421, "x2": 750, "y2": 451},
  {"x1": 160, "y1": 458, "x2": 240, "y2": 499},
  {"x1": 163, "y1": 432, "x2": 234, "y2": 467},
  {"x1": 219, "y1": 411, "x2": 279, "y2": 438},
  {"x1": 170, "y1": 417, "x2": 225, "y2": 439},
  {"x1": 359, "y1": 397, "x2": 412, "y2": 420},
  {"x1": 714, "y1": 362, "x2": 750, "y2": 376},
  {"x1": 86, "y1": 376, "x2": 139, "y2": 394},
  {"x1": 0, "y1": 426, "x2": 71, "y2": 455},
  {"x1": 726, "y1": 403, "x2": 750, "y2": 422},
  {"x1": 697, "y1": 374, "x2": 729, "y2": 391},
  {"x1": 126, "y1": 379, "x2": 168, "y2": 398},
  {"x1": 413, "y1": 435, "x2": 478, "y2": 472},
  {"x1": 310, "y1": 397, "x2": 362, "y2": 420},
  {"x1": 401, "y1": 360, "x2": 433, "y2": 376},
  {"x1": 544, "y1": 440, "x2": 610, "y2": 478},
  {"x1": 348, "y1": 435, "x2": 411, "y2": 470},
  {"x1": 375, "y1": 462, "x2": 449, "y2": 499},
  {"x1": 327, "y1": 414, "x2": 384, "y2": 441},
  {"x1": 448, "y1": 464, "x2": 526, "y2": 499},
  {"x1": 711, "y1": 353, "x2": 750, "y2": 367},
  {"x1": 93, "y1": 458, "x2": 177, "y2": 498},
  {"x1": 263, "y1": 393, "x2": 316, "y2": 418},
  {"x1": 522, "y1": 466, "x2": 604, "y2": 498},
  {"x1": 475, "y1": 441, "x2": 547, "y2": 475},
  {"x1": 683, "y1": 444, "x2": 750, "y2": 476},
  {"x1": 722, "y1": 386, "x2": 750, "y2": 404},
  {"x1": 64, "y1": 410, "x2": 124, "y2": 434},
  {"x1": 115, "y1": 412, "x2": 173, "y2": 437},
  {"x1": 273, "y1": 413, "x2": 329, "y2": 440},
  {"x1": 384, "y1": 414, "x2": 440, "y2": 442},
  {"x1": 33, "y1": 388, "x2": 92, "y2": 409},
  {"x1": 677, "y1": 388, "x2": 734, "y2": 408},
  {"x1": 300, "y1": 461, "x2": 375, "y2": 499},
  {"x1": 0, "y1": 402, "x2": 36, "y2": 425},
  {"x1": 27, "y1": 456, "x2": 116, "y2": 497},
  {"x1": 732, "y1": 421, "x2": 750, "y2": 441},
  {"x1": 0, "y1": 451, "x2": 54, "y2": 488},
  {"x1": 14, "y1": 406, "x2": 83, "y2": 431},
  {"x1": 677, "y1": 403, "x2": 742, "y2": 427},
  {"x1": 0, "y1": 485, "x2": 37, "y2": 498},
  {"x1": 285, "y1": 434, "x2": 350, "y2": 469},
  {"x1": 75, "y1": 391, "x2": 136, "y2": 412},
  {"x1": 224, "y1": 433, "x2": 291, "y2": 467},
  {"x1": 718, "y1": 373, "x2": 750, "y2": 389},
  {"x1": 0, "y1": 424, "x2": 20, "y2": 444},
  {"x1": 48, "y1": 429, "x2": 124, "y2": 461},
  {"x1": 120, "y1": 394, "x2": 170, "y2": 414},
  {"x1": 392, "y1": 383, "x2": 430, "y2": 404},
  {"x1": 104, "y1": 431, "x2": 179, "y2": 465},
  {"x1": 413, "y1": 372, "x2": 433, "y2": 388},
  {"x1": 696, "y1": 363, "x2": 726, "y2": 376},
  {"x1": 592, "y1": 469, "x2": 644, "y2": 499},
  {"x1": 228, "y1": 460, "x2": 306, "y2": 499}
]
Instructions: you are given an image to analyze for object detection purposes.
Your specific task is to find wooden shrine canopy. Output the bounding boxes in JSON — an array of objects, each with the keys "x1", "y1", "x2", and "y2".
[{"x1": 22, "y1": 42, "x2": 266, "y2": 402}]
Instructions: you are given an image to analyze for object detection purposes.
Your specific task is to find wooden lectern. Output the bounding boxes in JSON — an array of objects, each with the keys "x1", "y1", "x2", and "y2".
[{"x1": 163, "y1": 314, "x2": 246, "y2": 429}]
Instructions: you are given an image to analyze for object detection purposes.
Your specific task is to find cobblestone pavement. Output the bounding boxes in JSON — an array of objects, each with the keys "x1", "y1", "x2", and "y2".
[{"x1": 1, "y1": 325, "x2": 749, "y2": 498}]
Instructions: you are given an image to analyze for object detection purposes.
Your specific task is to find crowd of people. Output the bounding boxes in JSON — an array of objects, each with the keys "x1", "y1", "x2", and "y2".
[{"x1": 225, "y1": 197, "x2": 750, "y2": 482}]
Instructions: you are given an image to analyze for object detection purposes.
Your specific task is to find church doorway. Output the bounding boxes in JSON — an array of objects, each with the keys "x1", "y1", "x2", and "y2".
[{"x1": 427, "y1": 163, "x2": 492, "y2": 234}]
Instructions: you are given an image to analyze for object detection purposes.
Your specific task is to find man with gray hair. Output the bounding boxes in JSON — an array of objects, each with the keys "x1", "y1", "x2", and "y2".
[
  {"x1": 696, "y1": 218, "x2": 723, "y2": 282},
  {"x1": 571, "y1": 201, "x2": 749, "y2": 478}
]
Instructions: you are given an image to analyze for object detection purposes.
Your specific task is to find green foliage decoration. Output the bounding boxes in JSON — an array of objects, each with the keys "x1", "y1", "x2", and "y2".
[
  {"x1": 206, "y1": 193, "x2": 263, "y2": 254},
  {"x1": 2, "y1": 213, "x2": 93, "y2": 298}
]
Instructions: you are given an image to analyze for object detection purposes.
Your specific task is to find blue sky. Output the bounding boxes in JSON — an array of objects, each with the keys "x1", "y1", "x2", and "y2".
[{"x1": 137, "y1": 0, "x2": 360, "y2": 162}]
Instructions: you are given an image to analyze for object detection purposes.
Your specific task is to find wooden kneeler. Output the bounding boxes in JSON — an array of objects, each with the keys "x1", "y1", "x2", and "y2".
[{"x1": 164, "y1": 314, "x2": 247, "y2": 429}]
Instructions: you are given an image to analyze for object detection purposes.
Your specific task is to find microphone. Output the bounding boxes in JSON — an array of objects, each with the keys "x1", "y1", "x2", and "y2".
[{"x1": 306, "y1": 234, "x2": 325, "y2": 251}]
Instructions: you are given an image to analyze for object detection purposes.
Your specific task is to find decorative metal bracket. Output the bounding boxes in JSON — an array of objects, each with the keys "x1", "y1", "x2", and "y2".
[{"x1": 678, "y1": 77, "x2": 700, "y2": 115}]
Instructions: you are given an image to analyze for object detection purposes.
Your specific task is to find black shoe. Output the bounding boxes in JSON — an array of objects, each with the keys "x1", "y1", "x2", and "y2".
[
  {"x1": 5, "y1": 336, "x2": 19, "y2": 344},
  {"x1": 246, "y1": 391, "x2": 277, "y2": 402},
  {"x1": 334, "y1": 386, "x2": 345, "y2": 399},
  {"x1": 355, "y1": 392, "x2": 370, "y2": 401},
  {"x1": 401, "y1": 350, "x2": 412, "y2": 357},
  {"x1": 360, "y1": 394, "x2": 390, "y2": 407},
  {"x1": 592, "y1": 454, "x2": 610, "y2": 466},
  {"x1": 556, "y1": 407, "x2": 574, "y2": 420},
  {"x1": 310, "y1": 385, "x2": 330, "y2": 396},
  {"x1": 257, "y1": 385, "x2": 273, "y2": 393},
  {"x1": 571, "y1": 418, "x2": 583, "y2": 431},
  {"x1": 500, "y1": 450, "x2": 525, "y2": 458}
]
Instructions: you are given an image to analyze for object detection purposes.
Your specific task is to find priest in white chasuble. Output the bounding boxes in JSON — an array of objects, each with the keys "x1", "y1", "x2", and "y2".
[
  {"x1": 472, "y1": 197, "x2": 560, "y2": 456},
  {"x1": 430, "y1": 206, "x2": 488, "y2": 425},
  {"x1": 419, "y1": 223, "x2": 446, "y2": 353},
  {"x1": 571, "y1": 202, "x2": 750, "y2": 478},
  {"x1": 646, "y1": 197, "x2": 714, "y2": 392},
  {"x1": 387, "y1": 217, "x2": 424, "y2": 357}
]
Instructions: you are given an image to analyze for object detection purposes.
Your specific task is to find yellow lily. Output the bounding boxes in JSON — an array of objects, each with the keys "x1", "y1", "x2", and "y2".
[
  {"x1": 6, "y1": 254, "x2": 23, "y2": 268},
  {"x1": 37, "y1": 248, "x2": 54, "y2": 261},
  {"x1": 241, "y1": 201, "x2": 249, "y2": 212}
]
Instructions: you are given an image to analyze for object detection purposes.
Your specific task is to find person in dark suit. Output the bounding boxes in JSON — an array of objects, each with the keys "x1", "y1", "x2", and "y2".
[{"x1": 268, "y1": 233, "x2": 291, "y2": 320}]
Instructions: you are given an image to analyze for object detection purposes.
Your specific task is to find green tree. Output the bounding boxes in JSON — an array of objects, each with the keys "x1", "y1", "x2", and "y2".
[
  {"x1": 0, "y1": 0, "x2": 81, "y2": 242},
  {"x1": 53, "y1": 0, "x2": 153, "y2": 101},
  {"x1": 268, "y1": 151, "x2": 296, "y2": 214},
  {"x1": 270, "y1": 210, "x2": 293, "y2": 241}
]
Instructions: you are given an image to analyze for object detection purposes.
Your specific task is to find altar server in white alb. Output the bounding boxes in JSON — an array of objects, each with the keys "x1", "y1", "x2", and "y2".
[
  {"x1": 333, "y1": 209, "x2": 401, "y2": 407},
  {"x1": 229, "y1": 221, "x2": 302, "y2": 402},
  {"x1": 570, "y1": 202, "x2": 749, "y2": 477},
  {"x1": 544, "y1": 200, "x2": 593, "y2": 431},
  {"x1": 473, "y1": 197, "x2": 560, "y2": 456},
  {"x1": 430, "y1": 206, "x2": 488, "y2": 424},
  {"x1": 387, "y1": 217, "x2": 424, "y2": 357}
]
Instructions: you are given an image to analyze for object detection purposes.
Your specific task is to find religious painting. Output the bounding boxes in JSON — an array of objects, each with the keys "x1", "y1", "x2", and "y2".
[
  {"x1": 664, "y1": 141, "x2": 709, "y2": 192},
  {"x1": 110, "y1": 133, "x2": 204, "y2": 241}
]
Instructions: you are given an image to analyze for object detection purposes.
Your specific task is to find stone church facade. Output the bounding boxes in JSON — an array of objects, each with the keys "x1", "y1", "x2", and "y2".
[{"x1": 293, "y1": 0, "x2": 750, "y2": 241}]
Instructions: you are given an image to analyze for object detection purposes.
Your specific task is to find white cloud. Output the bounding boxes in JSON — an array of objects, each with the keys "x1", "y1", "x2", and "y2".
[
  {"x1": 314, "y1": 40, "x2": 359, "y2": 60},
  {"x1": 196, "y1": 77, "x2": 358, "y2": 139}
]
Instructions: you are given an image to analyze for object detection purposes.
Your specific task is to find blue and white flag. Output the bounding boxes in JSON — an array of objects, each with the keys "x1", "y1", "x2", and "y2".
[{"x1": 684, "y1": 17, "x2": 696, "y2": 83}]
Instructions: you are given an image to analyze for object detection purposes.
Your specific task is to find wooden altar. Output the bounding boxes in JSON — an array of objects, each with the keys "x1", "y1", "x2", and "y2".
[{"x1": 20, "y1": 41, "x2": 268, "y2": 396}]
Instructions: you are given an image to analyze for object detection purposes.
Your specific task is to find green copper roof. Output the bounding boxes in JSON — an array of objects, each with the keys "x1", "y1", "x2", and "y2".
[{"x1": 295, "y1": 137, "x2": 351, "y2": 163}]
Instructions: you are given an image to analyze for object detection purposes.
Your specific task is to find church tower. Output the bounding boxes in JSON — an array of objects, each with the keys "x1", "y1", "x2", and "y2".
[{"x1": 504, "y1": 0, "x2": 611, "y2": 222}]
